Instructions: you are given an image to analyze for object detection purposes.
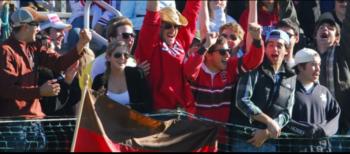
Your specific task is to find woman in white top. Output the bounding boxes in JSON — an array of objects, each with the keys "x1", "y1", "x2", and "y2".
[{"x1": 92, "y1": 41, "x2": 153, "y2": 113}]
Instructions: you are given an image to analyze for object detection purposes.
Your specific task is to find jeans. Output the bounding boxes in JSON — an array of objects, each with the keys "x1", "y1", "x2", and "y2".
[{"x1": 0, "y1": 121, "x2": 47, "y2": 152}]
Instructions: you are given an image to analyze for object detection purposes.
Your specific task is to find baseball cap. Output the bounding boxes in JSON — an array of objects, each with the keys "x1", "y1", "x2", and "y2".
[
  {"x1": 11, "y1": 7, "x2": 48, "y2": 27},
  {"x1": 314, "y1": 16, "x2": 340, "y2": 36},
  {"x1": 265, "y1": 29, "x2": 290, "y2": 46},
  {"x1": 291, "y1": 48, "x2": 320, "y2": 68},
  {"x1": 40, "y1": 13, "x2": 72, "y2": 30}
]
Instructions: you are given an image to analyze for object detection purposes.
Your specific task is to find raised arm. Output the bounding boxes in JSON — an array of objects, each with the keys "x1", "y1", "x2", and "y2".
[
  {"x1": 199, "y1": 0, "x2": 210, "y2": 40},
  {"x1": 245, "y1": 0, "x2": 258, "y2": 54},
  {"x1": 184, "y1": 32, "x2": 218, "y2": 82},
  {"x1": 177, "y1": 0, "x2": 201, "y2": 51},
  {"x1": 236, "y1": 23, "x2": 264, "y2": 74},
  {"x1": 134, "y1": 0, "x2": 161, "y2": 63}
]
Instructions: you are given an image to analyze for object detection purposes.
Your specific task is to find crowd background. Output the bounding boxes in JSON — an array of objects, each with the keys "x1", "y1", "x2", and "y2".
[{"x1": 0, "y1": 0, "x2": 349, "y2": 152}]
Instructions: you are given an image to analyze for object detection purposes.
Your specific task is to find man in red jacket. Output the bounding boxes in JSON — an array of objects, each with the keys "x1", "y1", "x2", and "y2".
[{"x1": 135, "y1": 0, "x2": 200, "y2": 113}]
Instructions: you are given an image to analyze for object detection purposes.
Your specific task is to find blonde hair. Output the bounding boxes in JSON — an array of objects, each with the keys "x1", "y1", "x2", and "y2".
[{"x1": 219, "y1": 22, "x2": 245, "y2": 41}]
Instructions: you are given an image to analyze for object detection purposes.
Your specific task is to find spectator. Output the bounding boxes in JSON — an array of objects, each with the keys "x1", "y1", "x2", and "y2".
[
  {"x1": 314, "y1": 3, "x2": 350, "y2": 135},
  {"x1": 135, "y1": 0, "x2": 201, "y2": 113},
  {"x1": 120, "y1": 1, "x2": 175, "y2": 55},
  {"x1": 318, "y1": 0, "x2": 348, "y2": 28},
  {"x1": 184, "y1": 23, "x2": 264, "y2": 149},
  {"x1": 294, "y1": 0, "x2": 321, "y2": 40},
  {"x1": 90, "y1": 16, "x2": 149, "y2": 82},
  {"x1": 37, "y1": 13, "x2": 82, "y2": 116},
  {"x1": 199, "y1": 0, "x2": 237, "y2": 37},
  {"x1": 240, "y1": 0, "x2": 299, "y2": 53},
  {"x1": 283, "y1": 48, "x2": 341, "y2": 152},
  {"x1": 0, "y1": 0, "x2": 15, "y2": 43},
  {"x1": 92, "y1": 41, "x2": 153, "y2": 114},
  {"x1": 0, "y1": 7, "x2": 91, "y2": 151},
  {"x1": 231, "y1": 30, "x2": 296, "y2": 152},
  {"x1": 275, "y1": 19, "x2": 300, "y2": 67}
]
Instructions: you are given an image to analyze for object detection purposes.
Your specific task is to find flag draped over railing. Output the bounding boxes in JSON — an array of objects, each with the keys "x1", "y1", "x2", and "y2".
[{"x1": 72, "y1": 90, "x2": 219, "y2": 152}]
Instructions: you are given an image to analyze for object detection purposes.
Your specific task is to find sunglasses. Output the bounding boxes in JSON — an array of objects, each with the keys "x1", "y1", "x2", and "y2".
[
  {"x1": 162, "y1": 22, "x2": 181, "y2": 30},
  {"x1": 26, "y1": 22, "x2": 39, "y2": 27},
  {"x1": 221, "y1": 33, "x2": 238, "y2": 41},
  {"x1": 120, "y1": 32, "x2": 135, "y2": 39},
  {"x1": 113, "y1": 51, "x2": 129, "y2": 59},
  {"x1": 216, "y1": 48, "x2": 232, "y2": 56}
]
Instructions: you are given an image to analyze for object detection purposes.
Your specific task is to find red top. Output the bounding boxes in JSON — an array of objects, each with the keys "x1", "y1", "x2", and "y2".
[
  {"x1": 184, "y1": 41, "x2": 264, "y2": 123},
  {"x1": 135, "y1": 1, "x2": 201, "y2": 113},
  {"x1": 0, "y1": 36, "x2": 84, "y2": 118}
]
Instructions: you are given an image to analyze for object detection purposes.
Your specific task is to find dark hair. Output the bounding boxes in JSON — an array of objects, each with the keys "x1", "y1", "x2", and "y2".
[
  {"x1": 294, "y1": 62, "x2": 307, "y2": 74},
  {"x1": 276, "y1": 19, "x2": 299, "y2": 36},
  {"x1": 106, "y1": 16, "x2": 133, "y2": 41},
  {"x1": 208, "y1": 37, "x2": 228, "y2": 54}
]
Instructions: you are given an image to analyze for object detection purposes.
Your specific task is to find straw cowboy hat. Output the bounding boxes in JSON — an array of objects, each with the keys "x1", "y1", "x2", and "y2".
[{"x1": 160, "y1": 7, "x2": 188, "y2": 26}]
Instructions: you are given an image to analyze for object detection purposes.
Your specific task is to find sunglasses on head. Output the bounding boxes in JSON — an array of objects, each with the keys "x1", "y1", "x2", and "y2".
[
  {"x1": 221, "y1": 33, "x2": 238, "y2": 41},
  {"x1": 162, "y1": 22, "x2": 181, "y2": 30},
  {"x1": 216, "y1": 48, "x2": 232, "y2": 56},
  {"x1": 113, "y1": 51, "x2": 129, "y2": 59},
  {"x1": 120, "y1": 32, "x2": 135, "y2": 39}
]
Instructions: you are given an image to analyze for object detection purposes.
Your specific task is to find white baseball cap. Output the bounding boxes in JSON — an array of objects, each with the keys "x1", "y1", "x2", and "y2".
[
  {"x1": 39, "y1": 13, "x2": 71, "y2": 30},
  {"x1": 291, "y1": 48, "x2": 320, "y2": 68}
]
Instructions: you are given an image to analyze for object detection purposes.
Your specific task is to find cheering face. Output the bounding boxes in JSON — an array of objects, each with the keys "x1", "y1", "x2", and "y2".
[
  {"x1": 315, "y1": 23, "x2": 339, "y2": 47},
  {"x1": 221, "y1": 28, "x2": 242, "y2": 53},
  {"x1": 107, "y1": 46, "x2": 129, "y2": 70},
  {"x1": 207, "y1": 43, "x2": 231, "y2": 71},
  {"x1": 298, "y1": 56, "x2": 321, "y2": 83},
  {"x1": 161, "y1": 22, "x2": 180, "y2": 47},
  {"x1": 49, "y1": 28, "x2": 65, "y2": 49},
  {"x1": 265, "y1": 39, "x2": 287, "y2": 66}
]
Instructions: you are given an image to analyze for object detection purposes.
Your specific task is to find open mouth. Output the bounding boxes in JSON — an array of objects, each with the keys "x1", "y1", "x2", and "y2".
[
  {"x1": 320, "y1": 33, "x2": 328, "y2": 39},
  {"x1": 167, "y1": 33, "x2": 176, "y2": 38}
]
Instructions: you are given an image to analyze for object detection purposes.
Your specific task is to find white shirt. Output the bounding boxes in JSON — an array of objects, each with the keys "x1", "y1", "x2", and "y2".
[{"x1": 106, "y1": 90, "x2": 130, "y2": 106}]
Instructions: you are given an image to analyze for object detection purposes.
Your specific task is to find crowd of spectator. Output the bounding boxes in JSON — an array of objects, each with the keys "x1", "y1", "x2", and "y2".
[{"x1": 0, "y1": 0, "x2": 349, "y2": 152}]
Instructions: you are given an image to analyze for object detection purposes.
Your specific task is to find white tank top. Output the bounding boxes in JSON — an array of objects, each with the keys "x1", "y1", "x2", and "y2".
[{"x1": 106, "y1": 90, "x2": 130, "y2": 106}]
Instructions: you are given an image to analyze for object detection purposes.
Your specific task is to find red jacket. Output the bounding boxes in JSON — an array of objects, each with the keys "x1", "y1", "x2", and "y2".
[
  {"x1": 135, "y1": 1, "x2": 200, "y2": 112},
  {"x1": 184, "y1": 40, "x2": 264, "y2": 123},
  {"x1": 0, "y1": 36, "x2": 84, "y2": 118}
]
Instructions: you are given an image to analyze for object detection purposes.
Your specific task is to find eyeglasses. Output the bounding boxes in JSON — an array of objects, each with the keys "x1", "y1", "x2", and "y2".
[
  {"x1": 221, "y1": 33, "x2": 238, "y2": 41},
  {"x1": 26, "y1": 22, "x2": 39, "y2": 27},
  {"x1": 120, "y1": 32, "x2": 135, "y2": 39},
  {"x1": 162, "y1": 22, "x2": 181, "y2": 30},
  {"x1": 113, "y1": 52, "x2": 129, "y2": 59},
  {"x1": 216, "y1": 49, "x2": 232, "y2": 56}
]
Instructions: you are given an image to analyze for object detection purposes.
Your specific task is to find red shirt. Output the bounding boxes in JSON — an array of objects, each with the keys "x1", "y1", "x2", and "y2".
[
  {"x1": 135, "y1": 1, "x2": 200, "y2": 113},
  {"x1": 0, "y1": 36, "x2": 83, "y2": 118},
  {"x1": 184, "y1": 41, "x2": 264, "y2": 123}
]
